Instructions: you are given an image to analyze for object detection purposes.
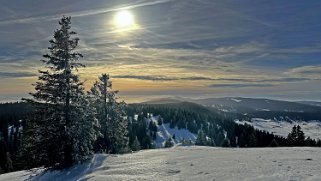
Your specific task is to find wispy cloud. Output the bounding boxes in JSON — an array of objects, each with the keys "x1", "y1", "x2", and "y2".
[
  {"x1": 285, "y1": 65, "x2": 321, "y2": 79},
  {"x1": 208, "y1": 83, "x2": 275, "y2": 88},
  {"x1": 113, "y1": 74, "x2": 311, "y2": 83},
  {"x1": 113, "y1": 75, "x2": 215, "y2": 81},
  {"x1": 0, "y1": 0, "x2": 172, "y2": 25},
  {"x1": 0, "y1": 72, "x2": 36, "y2": 78},
  {"x1": 113, "y1": 75, "x2": 176, "y2": 81}
]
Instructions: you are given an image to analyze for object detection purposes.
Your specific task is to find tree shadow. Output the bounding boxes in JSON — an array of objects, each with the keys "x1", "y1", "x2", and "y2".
[{"x1": 31, "y1": 154, "x2": 107, "y2": 181}]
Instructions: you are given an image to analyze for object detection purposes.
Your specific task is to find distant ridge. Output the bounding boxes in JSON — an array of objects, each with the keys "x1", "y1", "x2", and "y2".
[
  {"x1": 141, "y1": 97, "x2": 187, "y2": 104},
  {"x1": 141, "y1": 97, "x2": 321, "y2": 113},
  {"x1": 297, "y1": 101, "x2": 321, "y2": 107}
]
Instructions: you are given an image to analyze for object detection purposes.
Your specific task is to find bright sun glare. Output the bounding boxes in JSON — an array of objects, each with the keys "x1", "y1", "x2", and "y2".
[{"x1": 114, "y1": 10, "x2": 135, "y2": 28}]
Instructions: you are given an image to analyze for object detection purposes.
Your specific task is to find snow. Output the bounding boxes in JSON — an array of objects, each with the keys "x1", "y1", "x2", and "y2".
[
  {"x1": 235, "y1": 119, "x2": 321, "y2": 139},
  {"x1": 0, "y1": 168, "x2": 44, "y2": 181},
  {"x1": 231, "y1": 98, "x2": 242, "y2": 103},
  {"x1": 147, "y1": 116, "x2": 197, "y2": 148},
  {"x1": 256, "y1": 108, "x2": 270, "y2": 112},
  {"x1": 2, "y1": 147, "x2": 321, "y2": 181},
  {"x1": 218, "y1": 108, "x2": 229, "y2": 112}
]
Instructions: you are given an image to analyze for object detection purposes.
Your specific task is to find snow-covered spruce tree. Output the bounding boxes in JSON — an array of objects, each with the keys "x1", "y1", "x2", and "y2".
[
  {"x1": 131, "y1": 136, "x2": 141, "y2": 151},
  {"x1": 89, "y1": 74, "x2": 128, "y2": 154},
  {"x1": 195, "y1": 129, "x2": 207, "y2": 146},
  {"x1": 23, "y1": 16, "x2": 99, "y2": 168},
  {"x1": 70, "y1": 95, "x2": 100, "y2": 162},
  {"x1": 287, "y1": 125, "x2": 305, "y2": 146}
]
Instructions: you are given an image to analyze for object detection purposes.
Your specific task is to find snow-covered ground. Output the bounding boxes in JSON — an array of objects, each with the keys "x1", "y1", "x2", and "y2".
[
  {"x1": 1, "y1": 146, "x2": 321, "y2": 181},
  {"x1": 235, "y1": 119, "x2": 321, "y2": 139},
  {"x1": 147, "y1": 116, "x2": 197, "y2": 148}
]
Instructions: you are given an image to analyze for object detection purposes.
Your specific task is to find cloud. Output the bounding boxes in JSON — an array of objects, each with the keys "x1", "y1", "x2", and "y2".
[
  {"x1": 112, "y1": 75, "x2": 215, "y2": 81},
  {"x1": 0, "y1": 0, "x2": 172, "y2": 25},
  {"x1": 180, "y1": 76, "x2": 214, "y2": 80},
  {"x1": 208, "y1": 83, "x2": 275, "y2": 88},
  {"x1": 0, "y1": 72, "x2": 36, "y2": 78},
  {"x1": 112, "y1": 74, "x2": 311, "y2": 83},
  {"x1": 286, "y1": 65, "x2": 321, "y2": 76},
  {"x1": 262, "y1": 77, "x2": 311, "y2": 82},
  {"x1": 112, "y1": 75, "x2": 176, "y2": 81}
]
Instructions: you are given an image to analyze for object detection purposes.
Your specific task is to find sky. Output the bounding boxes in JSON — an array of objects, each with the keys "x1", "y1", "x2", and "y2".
[{"x1": 1, "y1": 0, "x2": 321, "y2": 103}]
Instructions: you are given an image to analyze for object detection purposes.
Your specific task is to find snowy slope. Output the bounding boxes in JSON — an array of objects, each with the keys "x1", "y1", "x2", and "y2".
[
  {"x1": 2, "y1": 147, "x2": 321, "y2": 181},
  {"x1": 235, "y1": 119, "x2": 321, "y2": 139},
  {"x1": 155, "y1": 123, "x2": 197, "y2": 147},
  {"x1": 147, "y1": 116, "x2": 197, "y2": 148}
]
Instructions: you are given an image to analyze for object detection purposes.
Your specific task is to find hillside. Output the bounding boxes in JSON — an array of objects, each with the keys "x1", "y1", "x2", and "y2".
[
  {"x1": 194, "y1": 97, "x2": 321, "y2": 112},
  {"x1": 1, "y1": 146, "x2": 321, "y2": 181},
  {"x1": 145, "y1": 115, "x2": 196, "y2": 147},
  {"x1": 142, "y1": 97, "x2": 321, "y2": 140},
  {"x1": 143, "y1": 97, "x2": 321, "y2": 113}
]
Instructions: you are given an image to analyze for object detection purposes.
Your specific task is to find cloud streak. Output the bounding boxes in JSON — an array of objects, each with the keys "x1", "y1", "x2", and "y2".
[
  {"x1": 208, "y1": 83, "x2": 275, "y2": 88},
  {"x1": 0, "y1": 0, "x2": 171, "y2": 25},
  {"x1": 112, "y1": 74, "x2": 312, "y2": 83},
  {"x1": 0, "y1": 72, "x2": 36, "y2": 78}
]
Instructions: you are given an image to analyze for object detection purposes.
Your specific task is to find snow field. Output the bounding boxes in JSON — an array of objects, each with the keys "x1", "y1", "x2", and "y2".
[{"x1": 1, "y1": 147, "x2": 321, "y2": 181}]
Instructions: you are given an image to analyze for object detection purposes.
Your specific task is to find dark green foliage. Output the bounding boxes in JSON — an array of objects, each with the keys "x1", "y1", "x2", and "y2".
[
  {"x1": 195, "y1": 129, "x2": 207, "y2": 146},
  {"x1": 157, "y1": 117, "x2": 163, "y2": 125},
  {"x1": 21, "y1": 16, "x2": 98, "y2": 169},
  {"x1": 89, "y1": 74, "x2": 128, "y2": 154},
  {"x1": 164, "y1": 138, "x2": 174, "y2": 148},
  {"x1": 269, "y1": 139, "x2": 279, "y2": 147},
  {"x1": 305, "y1": 137, "x2": 316, "y2": 147},
  {"x1": 131, "y1": 137, "x2": 141, "y2": 151},
  {"x1": 127, "y1": 113, "x2": 153, "y2": 150},
  {"x1": 148, "y1": 121, "x2": 158, "y2": 140},
  {"x1": 287, "y1": 125, "x2": 305, "y2": 146},
  {"x1": 221, "y1": 138, "x2": 231, "y2": 147}
]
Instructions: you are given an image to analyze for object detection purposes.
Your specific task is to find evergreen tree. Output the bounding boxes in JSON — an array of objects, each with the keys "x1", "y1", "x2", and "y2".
[
  {"x1": 158, "y1": 117, "x2": 163, "y2": 125},
  {"x1": 269, "y1": 139, "x2": 279, "y2": 147},
  {"x1": 305, "y1": 137, "x2": 316, "y2": 147},
  {"x1": 131, "y1": 136, "x2": 141, "y2": 151},
  {"x1": 195, "y1": 129, "x2": 207, "y2": 146},
  {"x1": 89, "y1": 74, "x2": 128, "y2": 154},
  {"x1": 22, "y1": 16, "x2": 98, "y2": 168},
  {"x1": 221, "y1": 138, "x2": 231, "y2": 147},
  {"x1": 287, "y1": 125, "x2": 305, "y2": 146},
  {"x1": 296, "y1": 125, "x2": 305, "y2": 146},
  {"x1": 70, "y1": 96, "x2": 100, "y2": 161},
  {"x1": 248, "y1": 132, "x2": 257, "y2": 147},
  {"x1": 287, "y1": 125, "x2": 297, "y2": 146},
  {"x1": 164, "y1": 138, "x2": 174, "y2": 148}
]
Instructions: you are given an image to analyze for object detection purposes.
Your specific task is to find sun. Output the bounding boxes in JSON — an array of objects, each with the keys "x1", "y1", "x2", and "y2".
[{"x1": 113, "y1": 10, "x2": 135, "y2": 28}]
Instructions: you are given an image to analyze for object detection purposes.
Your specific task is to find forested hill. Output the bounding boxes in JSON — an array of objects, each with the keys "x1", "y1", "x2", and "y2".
[
  {"x1": 127, "y1": 102, "x2": 289, "y2": 147},
  {"x1": 1, "y1": 100, "x2": 321, "y2": 174}
]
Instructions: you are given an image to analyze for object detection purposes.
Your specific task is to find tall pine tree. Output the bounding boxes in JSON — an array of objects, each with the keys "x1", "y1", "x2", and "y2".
[{"x1": 23, "y1": 16, "x2": 99, "y2": 168}]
